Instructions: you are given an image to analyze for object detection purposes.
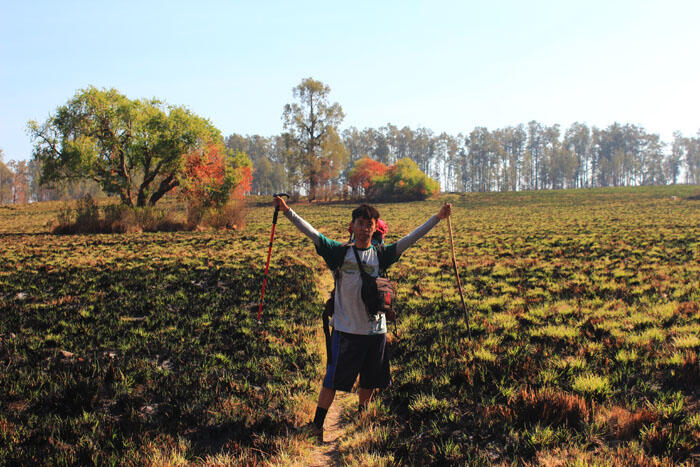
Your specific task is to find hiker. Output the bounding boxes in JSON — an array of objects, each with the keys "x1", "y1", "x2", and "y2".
[{"x1": 272, "y1": 196, "x2": 452, "y2": 441}]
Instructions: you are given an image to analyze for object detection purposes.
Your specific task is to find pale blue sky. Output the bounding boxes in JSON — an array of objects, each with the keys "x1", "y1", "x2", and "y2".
[{"x1": 1, "y1": 0, "x2": 699, "y2": 162}]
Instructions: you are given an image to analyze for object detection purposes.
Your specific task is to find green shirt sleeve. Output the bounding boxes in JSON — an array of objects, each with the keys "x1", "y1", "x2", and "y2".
[
  {"x1": 314, "y1": 233, "x2": 346, "y2": 270},
  {"x1": 378, "y1": 242, "x2": 401, "y2": 271}
]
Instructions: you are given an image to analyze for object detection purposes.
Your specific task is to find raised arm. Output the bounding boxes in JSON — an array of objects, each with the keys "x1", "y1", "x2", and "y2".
[
  {"x1": 274, "y1": 195, "x2": 322, "y2": 244},
  {"x1": 395, "y1": 203, "x2": 452, "y2": 255}
]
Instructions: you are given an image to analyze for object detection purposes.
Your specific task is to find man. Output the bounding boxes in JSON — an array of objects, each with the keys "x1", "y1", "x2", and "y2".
[{"x1": 273, "y1": 196, "x2": 452, "y2": 441}]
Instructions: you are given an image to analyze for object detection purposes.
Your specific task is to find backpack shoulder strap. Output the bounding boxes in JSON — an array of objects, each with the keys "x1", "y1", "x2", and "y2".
[
  {"x1": 374, "y1": 244, "x2": 389, "y2": 276},
  {"x1": 332, "y1": 242, "x2": 352, "y2": 280}
]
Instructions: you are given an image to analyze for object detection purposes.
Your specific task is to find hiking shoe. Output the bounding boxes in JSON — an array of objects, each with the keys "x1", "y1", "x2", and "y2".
[{"x1": 299, "y1": 422, "x2": 323, "y2": 443}]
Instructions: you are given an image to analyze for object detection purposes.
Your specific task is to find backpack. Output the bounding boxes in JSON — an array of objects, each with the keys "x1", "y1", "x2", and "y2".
[{"x1": 351, "y1": 245, "x2": 396, "y2": 321}]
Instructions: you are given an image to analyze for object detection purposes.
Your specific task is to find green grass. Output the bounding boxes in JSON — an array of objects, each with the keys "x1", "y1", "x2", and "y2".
[
  {"x1": 1, "y1": 184, "x2": 699, "y2": 464},
  {"x1": 0, "y1": 226, "x2": 325, "y2": 463}
]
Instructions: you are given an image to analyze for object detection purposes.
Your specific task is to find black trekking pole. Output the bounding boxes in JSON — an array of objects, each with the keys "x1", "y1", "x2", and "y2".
[
  {"x1": 446, "y1": 204, "x2": 472, "y2": 338},
  {"x1": 257, "y1": 193, "x2": 289, "y2": 323}
]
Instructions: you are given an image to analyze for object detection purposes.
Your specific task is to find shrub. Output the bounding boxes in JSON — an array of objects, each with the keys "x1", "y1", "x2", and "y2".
[
  {"x1": 346, "y1": 157, "x2": 439, "y2": 201},
  {"x1": 179, "y1": 144, "x2": 251, "y2": 230},
  {"x1": 52, "y1": 196, "x2": 189, "y2": 234},
  {"x1": 371, "y1": 158, "x2": 440, "y2": 201},
  {"x1": 190, "y1": 198, "x2": 248, "y2": 230},
  {"x1": 52, "y1": 195, "x2": 111, "y2": 234}
]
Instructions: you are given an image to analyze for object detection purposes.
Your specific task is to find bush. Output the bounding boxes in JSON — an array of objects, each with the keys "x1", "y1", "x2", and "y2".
[
  {"x1": 104, "y1": 205, "x2": 187, "y2": 233},
  {"x1": 52, "y1": 196, "x2": 189, "y2": 234},
  {"x1": 363, "y1": 158, "x2": 439, "y2": 201},
  {"x1": 53, "y1": 195, "x2": 111, "y2": 234},
  {"x1": 186, "y1": 198, "x2": 247, "y2": 230}
]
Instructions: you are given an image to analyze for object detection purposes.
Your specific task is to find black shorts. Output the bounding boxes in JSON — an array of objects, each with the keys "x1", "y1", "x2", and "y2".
[{"x1": 323, "y1": 330, "x2": 391, "y2": 392}]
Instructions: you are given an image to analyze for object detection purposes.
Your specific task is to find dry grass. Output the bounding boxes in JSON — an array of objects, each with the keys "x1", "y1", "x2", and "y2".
[
  {"x1": 51, "y1": 195, "x2": 191, "y2": 234},
  {"x1": 139, "y1": 435, "x2": 191, "y2": 466},
  {"x1": 508, "y1": 388, "x2": 590, "y2": 429},
  {"x1": 187, "y1": 199, "x2": 248, "y2": 230},
  {"x1": 596, "y1": 406, "x2": 658, "y2": 440},
  {"x1": 534, "y1": 444, "x2": 682, "y2": 467},
  {"x1": 49, "y1": 195, "x2": 249, "y2": 234}
]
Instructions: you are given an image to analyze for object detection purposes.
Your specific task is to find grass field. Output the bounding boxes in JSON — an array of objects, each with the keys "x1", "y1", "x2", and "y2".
[{"x1": 1, "y1": 185, "x2": 699, "y2": 465}]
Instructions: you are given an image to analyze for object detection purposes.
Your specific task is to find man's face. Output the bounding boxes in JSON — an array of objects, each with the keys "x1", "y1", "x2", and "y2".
[{"x1": 352, "y1": 217, "x2": 377, "y2": 243}]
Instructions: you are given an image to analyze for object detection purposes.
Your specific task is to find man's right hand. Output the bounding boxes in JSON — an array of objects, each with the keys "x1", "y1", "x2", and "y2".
[{"x1": 273, "y1": 195, "x2": 290, "y2": 212}]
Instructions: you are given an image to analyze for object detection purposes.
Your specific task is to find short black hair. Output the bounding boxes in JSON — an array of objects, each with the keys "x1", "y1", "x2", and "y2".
[{"x1": 352, "y1": 204, "x2": 380, "y2": 222}]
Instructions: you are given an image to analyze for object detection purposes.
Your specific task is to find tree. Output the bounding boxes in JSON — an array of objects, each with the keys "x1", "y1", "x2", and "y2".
[
  {"x1": 316, "y1": 128, "x2": 349, "y2": 198},
  {"x1": 27, "y1": 158, "x2": 51, "y2": 202},
  {"x1": 435, "y1": 133, "x2": 462, "y2": 193},
  {"x1": 527, "y1": 121, "x2": 544, "y2": 190},
  {"x1": 8, "y1": 160, "x2": 30, "y2": 204},
  {"x1": 468, "y1": 127, "x2": 493, "y2": 192},
  {"x1": 640, "y1": 133, "x2": 666, "y2": 185},
  {"x1": 28, "y1": 86, "x2": 223, "y2": 207},
  {"x1": 226, "y1": 133, "x2": 288, "y2": 195},
  {"x1": 282, "y1": 78, "x2": 345, "y2": 201},
  {"x1": 667, "y1": 132, "x2": 685, "y2": 184},
  {"x1": 564, "y1": 122, "x2": 592, "y2": 188},
  {"x1": 252, "y1": 156, "x2": 287, "y2": 195},
  {"x1": 0, "y1": 149, "x2": 13, "y2": 203},
  {"x1": 178, "y1": 143, "x2": 251, "y2": 207},
  {"x1": 684, "y1": 132, "x2": 700, "y2": 184}
]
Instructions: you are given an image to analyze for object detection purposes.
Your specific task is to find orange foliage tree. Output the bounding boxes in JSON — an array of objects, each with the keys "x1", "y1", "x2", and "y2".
[
  {"x1": 347, "y1": 157, "x2": 389, "y2": 197},
  {"x1": 178, "y1": 143, "x2": 252, "y2": 207}
]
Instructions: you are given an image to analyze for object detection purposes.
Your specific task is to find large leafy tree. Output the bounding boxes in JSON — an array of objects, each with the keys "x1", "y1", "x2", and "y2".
[
  {"x1": 28, "y1": 86, "x2": 224, "y2": 207},
  {"x1": 282, "y1": 78, "x2": 345, "y2": 201}
]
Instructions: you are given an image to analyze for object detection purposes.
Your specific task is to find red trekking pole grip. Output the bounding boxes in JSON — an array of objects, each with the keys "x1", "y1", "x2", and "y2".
[{"x1": 271, "y1": 193, "x2": 289, "y2": 225}]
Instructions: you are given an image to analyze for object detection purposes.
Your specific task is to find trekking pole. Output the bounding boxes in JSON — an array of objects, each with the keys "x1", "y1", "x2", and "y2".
[
  {"x1": 257, "y1": 193, "x2": 289, "y2": 323},
  {"x1": 446, "y1": 204, "x2": 472, "y2": 338}
]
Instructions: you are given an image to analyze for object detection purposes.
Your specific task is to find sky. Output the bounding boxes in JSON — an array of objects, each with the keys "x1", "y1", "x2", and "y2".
[{"x1": 1, "y1": 0, "x2": 699, "y2": 162}]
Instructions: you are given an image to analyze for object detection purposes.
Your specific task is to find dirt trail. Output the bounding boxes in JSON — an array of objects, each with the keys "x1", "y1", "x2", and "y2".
[
  {"x1": 307, "y1": 391, "x2": 352, "y2": 466},
  {"x1": 305, "y1": 273, "x2": 350, "y2": 466}
]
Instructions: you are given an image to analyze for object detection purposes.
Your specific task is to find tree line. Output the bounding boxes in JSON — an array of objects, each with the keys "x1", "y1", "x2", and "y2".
[
  {"x1": 226, "y1": 77, "x2": 700, "y2": 197},
  {"x1": 0, "y1": 151, "x2": 68, "y2": 204},
  {"x1": 2, "y1": 78, "x2": 699, "y2": 205},
  {"x1": 229, "y1": 121, "x2": 700, "y2": 197}
]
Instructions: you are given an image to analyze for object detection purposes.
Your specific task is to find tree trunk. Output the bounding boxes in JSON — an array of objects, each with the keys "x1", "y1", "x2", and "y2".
[
  {"x1": 308, "y1": 169, "x2": 318, "y2": 202},
  {"x1": 148, "y1": 174, "x2": 178, "y2": 206},
  {"x1": 136, "y1": 188, "x2": 147, "y2": 207},
  {"x1": 120, "y1": 188, "x2": 134, "y2": 207}
]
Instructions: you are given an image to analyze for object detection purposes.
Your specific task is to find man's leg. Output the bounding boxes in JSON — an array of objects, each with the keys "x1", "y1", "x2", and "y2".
[
  {"x1": 318, "y1": 386, "x2": 336, "y2": 409},
  {"x1": 316, "y1": 331, "x2": 364, "y2": 426},
  {"x1": 312, "y1": 386, "x2": 335, "y2": 431},
  {"x1": 358, "y1": 387, "x2": 375, "y2": 408},
  {"x1": 357, "y1": 333, "x2": 389, "y2": 411}
]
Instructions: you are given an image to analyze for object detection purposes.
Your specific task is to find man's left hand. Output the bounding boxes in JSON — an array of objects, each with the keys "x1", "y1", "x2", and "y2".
[{"x1": 437, "y1": 203, "x2": 452, "y2": 219}]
